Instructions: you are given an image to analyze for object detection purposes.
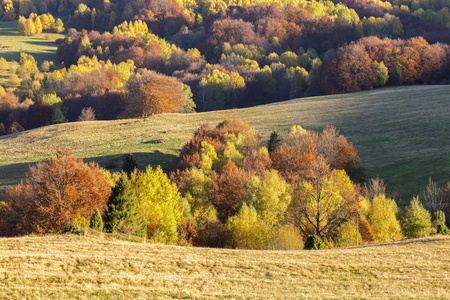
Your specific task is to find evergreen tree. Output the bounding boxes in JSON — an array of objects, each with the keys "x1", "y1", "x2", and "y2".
[
  {"x1": 391, "y1": 53, "x2": 402, "y2": 86},
  {"x1": 90, "y1": 208, "x2": 103, "y2": 231},
  {"x1": 103, "y1": 173, "x2": 146, "y2": 237},
  {"x1": 267, "y1": 129, "x2": 282, "y2": 153},
  {"x1": 122, "y1": 153, "x2": 138, "y2": 176}
]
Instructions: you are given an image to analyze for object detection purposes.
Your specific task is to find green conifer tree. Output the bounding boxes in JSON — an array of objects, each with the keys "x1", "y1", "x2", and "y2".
[
  {"x1": 90, "y1": 208, "x2": 103, "y2": 231},
  {"x1": 104, "y1": 173, "x2": 146, "y2": 237},
  {"x1": 267, "y1": 129, "x2": 282, "y2": 153}
]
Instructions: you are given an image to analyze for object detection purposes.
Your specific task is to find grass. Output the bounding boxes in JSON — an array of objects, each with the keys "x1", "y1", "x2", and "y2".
[
  {"x1": 0, "y1": 85, "x2": 449, "y2": 200},
  {"x1": 0, "y1": 233, "x2": 448, "y2": 299},
  {"x1": 0, "y1": 20, "x2": 64, "y2": 66}
]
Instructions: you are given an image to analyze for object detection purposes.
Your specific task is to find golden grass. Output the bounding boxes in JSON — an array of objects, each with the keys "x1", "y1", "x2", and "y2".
[
  {"x1": 1, "y1": 85, "x2": 449, "y2": 199},
  {"x1": 0, "y1": 233, "x2": 448, "y2": 299}
]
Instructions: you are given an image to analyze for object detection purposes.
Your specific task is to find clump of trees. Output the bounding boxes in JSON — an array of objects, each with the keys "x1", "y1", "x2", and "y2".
[
  {"x1": 18, "y1": 13, "x2": 64, "y2": 36},
  {"x1": 0, "y1": 120, "x2": 448, "y2": 249}
]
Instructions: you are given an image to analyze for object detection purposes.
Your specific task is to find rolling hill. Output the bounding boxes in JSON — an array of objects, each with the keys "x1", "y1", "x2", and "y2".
[
  {"x1": 1, "y1": 85, "x2": 449, "y2": 200},
  {"x1": 0, "y1": 233, "x2": 448, "y2": 299}
]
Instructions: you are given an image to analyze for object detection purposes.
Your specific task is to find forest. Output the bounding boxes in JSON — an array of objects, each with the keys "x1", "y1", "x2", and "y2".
[{"x1": 0, "y1": 0, "x2": 449, "y2": 134}]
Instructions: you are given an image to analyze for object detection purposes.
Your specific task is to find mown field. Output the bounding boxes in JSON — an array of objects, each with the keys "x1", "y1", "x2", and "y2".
[
  {"x1": 0, "y1": 233, "x2": 448, "y2": 299},
  {"x1": 0, "y1": 85, "x2": 449, "y2": 200}
]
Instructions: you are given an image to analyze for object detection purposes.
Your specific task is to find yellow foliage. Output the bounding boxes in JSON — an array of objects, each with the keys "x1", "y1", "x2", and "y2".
[{"x1": 367, "y1": 195, "x2": 403, "y2": 241}]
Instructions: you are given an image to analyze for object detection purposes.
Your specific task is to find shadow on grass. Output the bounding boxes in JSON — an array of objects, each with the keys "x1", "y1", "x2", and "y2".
[
  {"x1": 25, "y1": 40, "x2": 58, "y2": 47},
  {"x1": 0, "y1": 151, "x2": 177, "y2": 200}
]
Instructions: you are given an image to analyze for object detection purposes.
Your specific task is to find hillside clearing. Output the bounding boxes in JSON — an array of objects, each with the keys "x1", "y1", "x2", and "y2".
[
  {"x1": 0, "y1": 234, "x2": 448, "y2": 299},
  {"x1": 0, "y1": 20, "x2": 64, "y2": 66},
  {"x1": 1, "y1": 85, "x2": 449, "y2": 199}
]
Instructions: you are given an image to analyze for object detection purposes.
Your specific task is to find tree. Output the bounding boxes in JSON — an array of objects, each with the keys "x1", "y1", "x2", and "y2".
[
  {"x1": 77, "y1": 107, "x2": 96, "y2": 121},
  {"x1": 402, "y1": 197, "x2": 432, "y2": 238},
  {"x1": 123, "y1": 69, "x2": 187, "y2": 117},
  {"x1": 367, "y1": 195, "x2": 403, "y2": 241},
  {"x1": 390, "y1": 52, "x2": 402, "y2": 86},
  {"x1": 268, "y1": 129, "x2": 282, "y2": 153},
  {"x1": 420, "y1": 178, "x2": 445, "y2": 215},
  {"x1": 103, "y1": 173, "x2": 146, "y2": 237},
  {"x1": 90, "y1": 208, "x2": 103, "y2": 231},
  {"x1": 122, "y1": 153, "x2": 139, "y2": 176},
  {"x1": 4, "y1": 147, "x2": 111, "y2": 235},
  {"x1": 290, "y1": 168, "x2": 357, "y2": 238},
  {"x1": 131, "y1": 166, "x2": 183, "y2": 244}
]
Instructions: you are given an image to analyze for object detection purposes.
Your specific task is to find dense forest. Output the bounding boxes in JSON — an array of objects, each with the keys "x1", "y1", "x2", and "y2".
[{"x1": 0, "y1": 0, "x2": 449, "y2": 134}]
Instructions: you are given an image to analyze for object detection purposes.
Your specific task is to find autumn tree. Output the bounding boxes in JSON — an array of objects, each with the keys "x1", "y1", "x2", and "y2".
[
  {"x1": 401, "y1": 197, "x2": 432, "y2": 238},
  {"x1": 4, "y1": 147, "x2": 111, "y2": 235},
  {"x1": 131, "y1": 166, "x2": 183, "y2": 244},
  {"x1": 366, "y1": 194, "x2": 403, "y2": 241},
  {"x1": 289, "y1": 167, "x2": 358, "y2": 239},
  {"x1": 123, "y1": 69, "x2": 191, "y2": 117}
]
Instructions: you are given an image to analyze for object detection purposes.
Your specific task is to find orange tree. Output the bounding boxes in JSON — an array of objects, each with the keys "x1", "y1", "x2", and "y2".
[{"x1": 4, "y1": 148, "x2": 111, "y2": 235}]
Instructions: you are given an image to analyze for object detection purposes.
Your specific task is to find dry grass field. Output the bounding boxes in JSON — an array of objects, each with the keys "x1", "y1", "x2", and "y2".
[
  {"x1": 1, "y1": 85, "x2": 449, "y2": 200},
  {"x1": 0, "y1": 233, "x2": 448, "y2": 299}
]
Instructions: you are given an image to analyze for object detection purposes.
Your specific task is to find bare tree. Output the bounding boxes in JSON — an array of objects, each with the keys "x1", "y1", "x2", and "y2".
[{"x1": 78, "y1": 107, "x2": 96, "y2": 121}]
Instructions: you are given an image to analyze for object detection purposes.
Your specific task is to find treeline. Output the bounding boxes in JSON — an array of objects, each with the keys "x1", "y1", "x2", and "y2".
[
  {"x1": 0, "y1": 53, "x2": 195, "y2": 134},
  {"x1": 1, "y1": 120, "x2": 449, "y2": 249}
]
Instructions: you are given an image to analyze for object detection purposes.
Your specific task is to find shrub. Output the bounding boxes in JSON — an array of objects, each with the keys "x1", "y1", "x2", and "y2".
[
  {"x1": 432, "y1": 211, "x2": 450, "y2": 234},
  {"x1": 63, "y1": 216, "x2": 90, "y2": 234},
  {"x1": 90, "y1": 208, "x2": 103, "y2": 231},
  {"x1": 304, "y1": 235, "x2": 327, "y2": 250}
]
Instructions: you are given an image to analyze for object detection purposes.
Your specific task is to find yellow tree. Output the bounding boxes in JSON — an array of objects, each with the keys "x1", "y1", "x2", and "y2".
[
  {"x1": 290, "y1": 166, "x2": 357, "y2": 238},
  {"x1": 131, "y1": 166, "x2": 183, "y2": 244},
  {"x1": 366, "y1": 194, "x2": 403, "y2": 241}
]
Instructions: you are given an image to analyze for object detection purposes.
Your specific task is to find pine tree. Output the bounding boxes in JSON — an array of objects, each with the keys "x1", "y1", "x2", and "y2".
[
  {"x1": 122, "y1": 153, "x2": 138, "y2": 176},
  {"x1": 90, "y1": 208, "x2": 103, "y2": 231},
  {"x1": 267, "y1": 129, "x2": 282, "y2": 153},
  {"x1": 104, "y1": 173, "x2": 146, "y2": 237},
  {"x1": 391, "y1": 53, "x2": 402, "y2": 86}
]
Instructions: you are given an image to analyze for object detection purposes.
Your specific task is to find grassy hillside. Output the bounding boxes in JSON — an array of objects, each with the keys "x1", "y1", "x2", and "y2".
[
  {"x1": 1, "y1": 85, "x2": 449, "y2": 200},
  {"x1": 0, "y1": 233, "x2": 448, "y2": 299},
  {"x1": 0, "y1": 20, "x2": 64, "y2": 65}
]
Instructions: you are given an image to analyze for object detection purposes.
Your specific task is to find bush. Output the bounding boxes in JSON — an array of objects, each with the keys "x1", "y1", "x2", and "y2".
[
  {"x1": 433, "y1": 211, "x2": 450, "y2": 234},
  {"x1": 63, "y1": 216, "x2": 90, "y2": 234},
  {"x1": 90, "y1": 208, "x2": 103, "y2": 231},
  {"x1": 304, "y1": 235, "x2": 327, "y2": 250}
]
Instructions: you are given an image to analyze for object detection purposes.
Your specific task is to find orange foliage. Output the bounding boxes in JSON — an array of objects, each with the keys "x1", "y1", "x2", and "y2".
[
  {"x1": 4, "y1": 147, "x2": 111, "y2": 235},
  {"x1": 210, "y1": 160, "x2": 249, "y2": 222}
]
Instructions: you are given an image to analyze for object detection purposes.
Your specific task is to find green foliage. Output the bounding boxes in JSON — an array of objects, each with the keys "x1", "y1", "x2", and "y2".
[
  {"x1": 267, "y1": 129, "x2": 282, "y2": 153},
  {"x1": 89, "y1": 208, "x2": 103, "y2": 231},
  {"x1": 243, "y1": 170, "x2": 291, "y2": 227},
  {"x1": 122, "y1": 153, "x2": 138, "y2": 176},
  {"x1": 104, "y1": 173, "x2": 146, "y2": 237},
  {"x1": 391, "y1": 53, "x2": 403, "y2": 86},
  {"x1": 432, "y1": 211, "x2": 450, "y2": 234},
  {"x1": 63, "y1": 216, "x2": 90, "y2": 234},
  {"x1": 226, "y1": 203, "x2": 269, "y2": 250},
  {"x1": 367, "y1": 195, "x2": 403, "y2": 241},
  {"x1": 132, "y1": 166, "x2": 183, "y2": 244},
  {"x1": 402, "y1": 197, "x2": 432, "y2": 238},
  {"x1": 372, "y1": 61, "x2": 389, "y2": 87},
  {"x1": 304, "y1": 235, "x2": 327, "y2": 250}
]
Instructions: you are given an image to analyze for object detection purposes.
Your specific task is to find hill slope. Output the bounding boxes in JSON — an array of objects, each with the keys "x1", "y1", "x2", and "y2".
[
  {"x1": 0, "y1": 234, "x2": 449, "y2": 299},
  {"x1": 1, "y1": 85, "x2": 449, "y2": 199}
]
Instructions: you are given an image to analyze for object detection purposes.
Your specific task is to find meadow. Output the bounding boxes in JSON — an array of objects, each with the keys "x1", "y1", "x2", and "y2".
[
  {"x1": 0, "y1": 20, "x2": 64, "y2": 65},
  {"x1": 0, "y1": 232, "x2": 448, "y2": 299},
  {"x1": 1, "y1": 85, "x2": 449, "y2": 200}
]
